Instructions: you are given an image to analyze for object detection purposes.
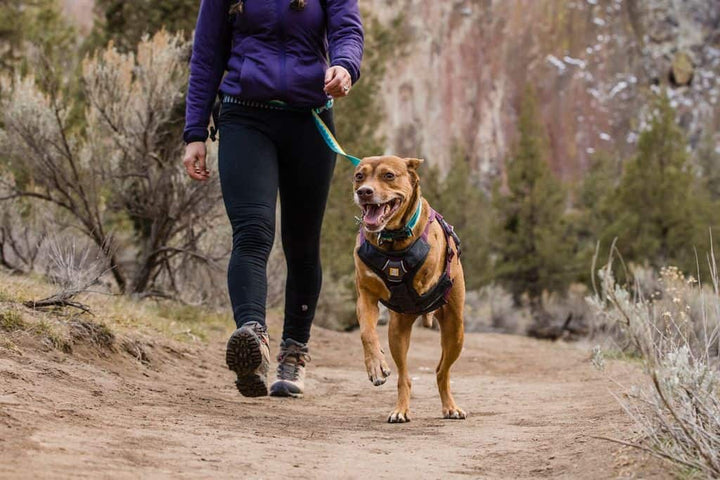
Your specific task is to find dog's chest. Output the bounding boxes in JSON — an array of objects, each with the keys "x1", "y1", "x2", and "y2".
[
  {"x1": 367, "y1": 240, "x2": 431, "y2": 285},
  {"x1": 355, "y1": 206, "x2": 460, "y2": 315},
  {"x1": 357, "y1": 235, "x2": 450, "y2": 315}
]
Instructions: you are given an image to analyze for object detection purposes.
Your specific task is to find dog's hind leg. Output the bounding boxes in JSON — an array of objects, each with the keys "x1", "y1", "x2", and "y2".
[
  {"x1": 435, "y1": 302, "x2": 466, "y2": 419},
  {"x1": 387, "y1": 313, "x2": 415, "y2": 423},
  {"x1": 421, "y1": 313, "x2": 435, "y2": 329}
]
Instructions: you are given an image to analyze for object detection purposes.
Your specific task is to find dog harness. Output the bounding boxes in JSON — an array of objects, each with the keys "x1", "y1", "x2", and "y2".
[{"x1": 357, "y1": 208, "x2": 461, "y2": 315}]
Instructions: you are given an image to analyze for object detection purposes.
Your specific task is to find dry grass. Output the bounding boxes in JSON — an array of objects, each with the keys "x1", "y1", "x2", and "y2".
[
  {"x1": 21, "y1": 237, "x2": 109, "y2": 313},
  {"x1": 0, "y1": 271, "x2": 234, "y2": 358},
  {"x1": 0, "y1": 308, "x2": 25, "y2": 331}
]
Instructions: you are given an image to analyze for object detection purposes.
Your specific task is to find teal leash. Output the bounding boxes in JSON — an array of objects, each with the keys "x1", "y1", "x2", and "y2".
[
  {"x1": 309, "y1": 100, "x2": 422, "y2": 242},
  {"x1": 311, "y1": 101, "x2": 361, "y2": 166}
]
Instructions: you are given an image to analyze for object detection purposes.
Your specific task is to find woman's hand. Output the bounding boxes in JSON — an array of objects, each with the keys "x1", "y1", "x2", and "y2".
[
  {"x1": 324, "y1": 66, "x2": 352, "y2": 98},
  {"x1": 183, "y1": 141, "x2": 210, "y2": 181}
]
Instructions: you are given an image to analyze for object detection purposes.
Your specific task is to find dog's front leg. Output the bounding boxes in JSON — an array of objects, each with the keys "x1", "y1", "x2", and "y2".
[
  {"x1": 356, "y1": 289, "x2": 390, "y2": 386},
  {"x1": 387, "y1": 313, "x2": 414, "y2": 423}
]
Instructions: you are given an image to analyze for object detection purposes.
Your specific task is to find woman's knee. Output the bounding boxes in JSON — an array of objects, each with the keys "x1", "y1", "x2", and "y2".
[{"x1": 230, "y1": 213, "x2": 275, "y2": 257}]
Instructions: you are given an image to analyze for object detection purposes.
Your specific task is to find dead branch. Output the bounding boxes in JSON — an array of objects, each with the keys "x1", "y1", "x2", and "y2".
[
  {"x1": 590, "y1": 435, "x2": 703, "y2": 472},
  {"x1": 23, "y1": 297, "x2": 92, "y2": 314}
]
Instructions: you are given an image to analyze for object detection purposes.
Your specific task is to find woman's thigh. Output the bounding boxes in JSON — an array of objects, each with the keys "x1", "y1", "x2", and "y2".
[
  {"x1": 218, "y1": 114, "x2": 279, "y2": 228},
  {"x1": 277, "y1": 110, "x2": 337, "y2": 257}
]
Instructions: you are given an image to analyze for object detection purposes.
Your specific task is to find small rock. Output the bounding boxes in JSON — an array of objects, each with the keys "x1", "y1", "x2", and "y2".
[{"x1": 670, "y1": 52, "x2": 694, "y2": 87}]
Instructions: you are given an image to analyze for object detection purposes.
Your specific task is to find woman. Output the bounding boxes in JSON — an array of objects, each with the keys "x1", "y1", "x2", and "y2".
[{"x1": 182, "y1": 0, "x2": 363, "y2": 398}]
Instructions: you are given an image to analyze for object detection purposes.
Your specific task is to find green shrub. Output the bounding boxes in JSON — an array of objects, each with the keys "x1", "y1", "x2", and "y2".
[
  {"x1": 491, "y1": 86, "x2": 571, "y2": 308},
  {"x1": 604, "y1": 95, "x2": 713, "y2": 275}
]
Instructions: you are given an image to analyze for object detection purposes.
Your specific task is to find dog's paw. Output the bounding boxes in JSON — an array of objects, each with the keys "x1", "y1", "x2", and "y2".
[
  {"x1": 442, "y1": 407, "x2": 467, "y2": 420},
  {"x1": 365, "y1": 355, "x2": 391, "y2": 386},
  {"x1": 388, "y1": 408, "x2": 411, "y2": 424}
]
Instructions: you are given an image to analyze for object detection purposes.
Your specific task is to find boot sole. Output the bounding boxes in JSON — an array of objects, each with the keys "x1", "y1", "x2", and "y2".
[
  {"x1": 226, "y1": 328, "x2": 268, "y2": 397},
  {"x1": 270, "y1": 380, "x2": 304, "y2": 399}
]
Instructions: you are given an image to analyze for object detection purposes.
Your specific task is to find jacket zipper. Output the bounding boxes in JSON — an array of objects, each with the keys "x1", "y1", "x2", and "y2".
[{"x1": 276, "y1": 0, "x2": 288, "y2": 98}]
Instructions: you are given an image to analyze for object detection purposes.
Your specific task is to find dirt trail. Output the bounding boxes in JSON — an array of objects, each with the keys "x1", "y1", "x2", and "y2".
[{"x1": 0, "y1": 320, "x2": 668, "y2": 479}]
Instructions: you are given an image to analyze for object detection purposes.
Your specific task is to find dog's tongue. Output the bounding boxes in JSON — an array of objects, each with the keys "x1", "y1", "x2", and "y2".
[{"x1": 364, "y1": 204, "x2": 384, "y2": 227}]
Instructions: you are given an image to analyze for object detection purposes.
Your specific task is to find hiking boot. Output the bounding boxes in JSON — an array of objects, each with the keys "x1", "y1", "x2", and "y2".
[
  {"x1": 225, "y1": 321, "x2": 270, "y2": 397},
  {"x1": 269, "y1": 339, "x2": 310, "y2": 398}
]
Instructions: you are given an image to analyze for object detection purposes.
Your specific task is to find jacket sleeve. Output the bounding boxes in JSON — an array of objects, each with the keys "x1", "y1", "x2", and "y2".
[
  {"x1": 183, "y1": 0, "x2": 232, "y2": 143},
  {"x1": 326, "y1": 0, "x2": 364, "y2": 84}
]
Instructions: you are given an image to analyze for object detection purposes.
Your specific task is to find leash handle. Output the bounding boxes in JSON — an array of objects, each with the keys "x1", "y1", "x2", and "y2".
[{"x1": 311, "y1": 109, "x2": 361, "y2": 166}]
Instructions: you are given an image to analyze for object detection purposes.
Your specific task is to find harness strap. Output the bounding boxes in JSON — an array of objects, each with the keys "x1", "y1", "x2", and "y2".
[{"x1": 434, "y1": 211, "x2": 461, "y2": 301}]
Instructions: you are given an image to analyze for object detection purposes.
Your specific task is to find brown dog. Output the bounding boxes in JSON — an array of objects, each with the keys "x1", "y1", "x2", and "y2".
[{"x1": 352, "y1": 155, "x2": 466, "y2": 423}]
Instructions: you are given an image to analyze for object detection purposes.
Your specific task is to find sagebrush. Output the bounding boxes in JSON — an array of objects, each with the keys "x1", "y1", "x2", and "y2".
[
  {"x1": 1, "y1": 31, "x2": 226, "y2": 298},
  {"x1": 589, "y1": 248, "x2": 720, "y2": 477}
]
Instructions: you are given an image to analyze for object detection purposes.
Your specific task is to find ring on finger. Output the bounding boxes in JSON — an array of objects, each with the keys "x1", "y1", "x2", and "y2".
[{"x1": 343, "y1": 85, "x2": 350, "y2": 93}]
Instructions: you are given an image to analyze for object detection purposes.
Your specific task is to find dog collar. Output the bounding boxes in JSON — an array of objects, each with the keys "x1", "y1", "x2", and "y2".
[{"x1": 378, "y1": 201, "x2": 422, "y2": 244}]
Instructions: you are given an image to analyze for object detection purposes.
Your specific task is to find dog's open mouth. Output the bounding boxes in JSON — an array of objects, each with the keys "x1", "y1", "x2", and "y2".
[{"x1": 361, "y1": 198, "x2": 401, "y2": 231}]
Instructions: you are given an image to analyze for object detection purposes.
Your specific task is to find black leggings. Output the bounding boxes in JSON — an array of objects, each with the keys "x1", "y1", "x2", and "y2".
[{"x1": 218, "y1": 102, "x2": 336, "y2": 344}]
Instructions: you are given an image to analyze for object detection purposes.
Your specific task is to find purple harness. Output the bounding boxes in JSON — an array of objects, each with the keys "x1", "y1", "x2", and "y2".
[{"x1": 357, "y1": 208, "x2": 461, "y2": 315}]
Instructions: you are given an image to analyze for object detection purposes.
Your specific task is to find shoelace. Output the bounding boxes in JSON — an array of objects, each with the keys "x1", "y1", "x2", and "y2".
[
  {"x1": 245, "y1": 323, "x2": 269, "y2": 345},
  {"x1": 277, "y1": 348, "x2": 311, "y2": 381}
]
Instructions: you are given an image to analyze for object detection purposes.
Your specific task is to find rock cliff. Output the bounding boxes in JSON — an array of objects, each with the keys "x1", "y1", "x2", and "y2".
[{"x1": 367, "y1": 0, "x2": 720, "y2": 180}]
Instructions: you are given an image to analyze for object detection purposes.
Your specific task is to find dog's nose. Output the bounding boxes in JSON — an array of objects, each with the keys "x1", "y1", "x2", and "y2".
[{"x1": 356, "y1": 187, "x2": 374, "y2": 199}]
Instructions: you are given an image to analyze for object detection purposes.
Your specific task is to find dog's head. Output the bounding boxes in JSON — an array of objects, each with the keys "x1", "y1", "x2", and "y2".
[{"x1": 353, "y1": 156, "x2": 424, "y2": 233}]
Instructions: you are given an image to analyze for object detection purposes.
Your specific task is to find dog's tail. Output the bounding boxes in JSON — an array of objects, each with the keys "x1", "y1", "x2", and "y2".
[{"x1": 422, "y1": 313, "x2": 435, "y2": 329}]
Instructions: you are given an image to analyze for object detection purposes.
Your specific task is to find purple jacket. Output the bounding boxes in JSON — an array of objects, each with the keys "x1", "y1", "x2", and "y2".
[{"x1": 183, "y1": 0, "x2": 364, "y2": 143}]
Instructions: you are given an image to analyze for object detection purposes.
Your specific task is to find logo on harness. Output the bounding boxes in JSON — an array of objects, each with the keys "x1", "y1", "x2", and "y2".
[{"x1": 383, "y1": 260, "x2": 407, "y2": 282}]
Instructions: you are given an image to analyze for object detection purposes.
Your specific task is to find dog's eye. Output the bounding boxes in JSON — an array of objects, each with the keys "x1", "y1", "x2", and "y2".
[
  {"x1": 354, "y1": 172, "x2": 364, "y2": 181},
  {"x1": 383, "y1": 172, "x2": 396, "y2": 181}
]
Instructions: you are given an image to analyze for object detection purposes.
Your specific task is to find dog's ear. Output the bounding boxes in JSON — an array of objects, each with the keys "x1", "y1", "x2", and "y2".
[
  {"x1": 405, "y1": 158, "x2": 424, "y2": 171},
  {"x1": 405, "y1": 158, "x2": 423, "y2": 186}
]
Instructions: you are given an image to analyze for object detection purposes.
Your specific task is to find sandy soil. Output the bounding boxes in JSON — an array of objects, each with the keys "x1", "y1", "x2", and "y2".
[{"x1": 0, "y1": 319, "x2": 669, "y2": 479}]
